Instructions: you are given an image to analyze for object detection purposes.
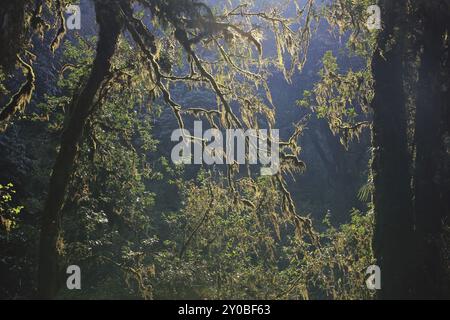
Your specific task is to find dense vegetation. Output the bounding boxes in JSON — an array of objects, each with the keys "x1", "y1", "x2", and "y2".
[{"x1": 0, "y1": 0, "x2": 449, "y2": 300}]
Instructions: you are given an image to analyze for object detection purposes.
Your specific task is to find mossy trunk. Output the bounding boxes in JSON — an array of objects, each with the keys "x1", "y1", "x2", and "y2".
[{"x1": 37, "y1": 0, "x2": 122, "y2": 299}]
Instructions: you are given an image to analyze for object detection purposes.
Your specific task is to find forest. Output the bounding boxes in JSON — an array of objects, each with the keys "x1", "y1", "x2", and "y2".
[{"x1": 0, "y1": 0, "x2": 449, "y2": 301}]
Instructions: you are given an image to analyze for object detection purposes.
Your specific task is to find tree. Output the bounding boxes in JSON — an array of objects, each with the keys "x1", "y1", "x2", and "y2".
[
  {"x1": 412, "y1": 0, "x2": 450, "y2": 298},
  {"x1": 35, "y1": 0, "x2": 316, "y2": 298},
  {"x1": 1, "y1": 0, "x2": 448, "y2": 300},
  {"x1": 370, "y1": 0, "x2": 450, "y2": 299},
  {"x1": 37, "y1": 0, "x2": 124, "y2": 298},
  {"x1": 370, "y1": 0, "x2": 416, "y2": 299}
]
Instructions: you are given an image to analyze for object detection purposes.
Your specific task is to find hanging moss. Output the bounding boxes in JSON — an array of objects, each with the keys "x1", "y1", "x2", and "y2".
[{"x1": 0, "y1": 55, "x2": 36, "y2": 132}]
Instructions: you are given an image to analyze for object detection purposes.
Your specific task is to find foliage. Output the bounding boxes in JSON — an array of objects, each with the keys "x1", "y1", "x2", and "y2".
[
  {"x1": 0, "y1": 0, "x2": 380, "y2": 300},
  {"x1": 47, "y1": 36, "x2": 161, "y2": 299},
  {"x1": 279, "y1": 209, "x2": 375, "y2": 300},
  {"x1": 299, "y1": 50, "x2": 373, "y2": 148},
  {"x1": 0, "y1": 182, "x2": 33, "y2": 299},
  {"x1": 0, "y1": 183, "x2": 23, "y2": 235},
  {"x1": 323, "y1": 0, "x2": 378, "y2": 58},
  {"x1": 295, "y1": 0, "x2": 378, "y2": 149},
  {"x1": 151, "y1": 171, "x2": 374, "y2": 300}
]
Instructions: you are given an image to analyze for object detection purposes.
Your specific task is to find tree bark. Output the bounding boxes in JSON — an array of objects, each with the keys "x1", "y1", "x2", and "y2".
[
  {"x1": 371, "y1": 0, "x2": 415, "y2": 299},
  {"x1": 37, "y1": 0, "x2": 122, "y2": 299},
  {"x1": 413, "y1": 0, "x2": 450, "y2": 299},
  {"x1": 0, "y1": 0, "x2": 25, "y2": 70}
]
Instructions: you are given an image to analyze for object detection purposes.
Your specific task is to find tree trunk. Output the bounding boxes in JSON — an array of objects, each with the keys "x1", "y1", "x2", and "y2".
[
  {"x1": 413, "y1": 0, "x2": 450, "y2": 299},
  {"x1": 0, "y1": 0, "x2": 25, "y2": 70},
  {"x1": 371, "y1": 0, "x2": 415, "y2": 299},
  {"x1": 37, "y1": 0, "x2": 122, "y2": 299}
]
